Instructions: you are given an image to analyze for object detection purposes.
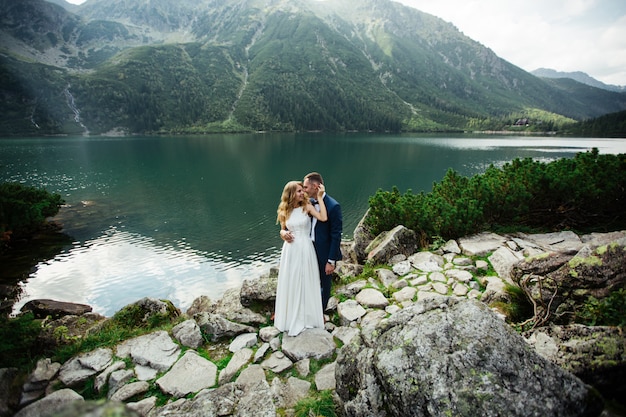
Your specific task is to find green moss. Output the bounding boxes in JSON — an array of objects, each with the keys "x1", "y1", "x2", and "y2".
[
  {"x1": 568, "y1": 255, "x2": 602, "y2": 269},
  {"x1": 525, "y1": 252, "x2": 551, "y2": 262}
]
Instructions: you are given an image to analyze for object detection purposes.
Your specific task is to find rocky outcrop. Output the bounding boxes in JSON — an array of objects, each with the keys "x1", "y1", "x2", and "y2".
[
  {"x1": 524, "y1": 324, "x2": 626, "y2": 408},
  {"x1": 335, "y1": 297, "x2": 602, "y2": 417},
  {"x1": 3, "y1": 229, "x2": 625, "y2": 417},
  {"x1": 512, "y1": 235, "x2": 626, "y2": 326}
]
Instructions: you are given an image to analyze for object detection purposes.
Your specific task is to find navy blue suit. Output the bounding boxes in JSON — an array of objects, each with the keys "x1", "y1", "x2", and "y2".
[{"x1": 313, "y1": 194, "x2": 342, "y2": 311}]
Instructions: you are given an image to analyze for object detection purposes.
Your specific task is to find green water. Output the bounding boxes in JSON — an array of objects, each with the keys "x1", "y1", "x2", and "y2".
[{"x1": 2, "y1": 133, "x2": 624, "y2": 315}]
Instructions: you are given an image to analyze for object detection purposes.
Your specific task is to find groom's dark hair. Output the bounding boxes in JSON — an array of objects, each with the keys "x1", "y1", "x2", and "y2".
[{"x1": 304, "y1": 172, "x2": 324, "y2": 184}]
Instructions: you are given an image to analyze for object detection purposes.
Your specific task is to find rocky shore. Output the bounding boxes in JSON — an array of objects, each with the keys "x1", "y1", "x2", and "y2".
[{"x1": 1, "y1": 226, "x2": 625, "y2": 417}]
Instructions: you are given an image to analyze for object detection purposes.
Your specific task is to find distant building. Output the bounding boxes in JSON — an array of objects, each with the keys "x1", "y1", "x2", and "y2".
[{"x1": 514, "y1": 118, "x2": 530, "y2": 126}]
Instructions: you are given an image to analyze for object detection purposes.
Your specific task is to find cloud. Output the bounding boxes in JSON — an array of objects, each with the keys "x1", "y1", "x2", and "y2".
[{"x1": 396, "y1": 0, "x2": 626, "y2": 86}]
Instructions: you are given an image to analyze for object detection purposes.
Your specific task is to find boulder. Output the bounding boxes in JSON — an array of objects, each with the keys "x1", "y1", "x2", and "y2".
[
  {"x1": 240, "y1": 268, "x2": 278, "y2": 308},
  {"x1": 185, "y1": 295, "x2": 215, "y2": 316},
  {"x1": 366, "y1": 225, "x2": 418, "y2": 265},
  {"x1": 215, "y1": 287, "x2": 266, "y2": 325},
  {"x1": 351, "y1": 208, "x2": 375, "y2": 263},
  {"x1": 171, "y1": 319, "x2": 203, "y2": 349},
  {"x1": 116, "y1": 297, "x2": 181, "y2": 328},
  {"x1": 335, "y1": 297, "x2": 602, "y2": 417},
  {"x1": 193, "y1": 312, "x2": 256, "y2": 342},
  {"x1": 37, "y1": 312, "x2": 106, "y2": 350},
  {"x1": 13, "y1": 389, "x2": 83, "y2": 417}
]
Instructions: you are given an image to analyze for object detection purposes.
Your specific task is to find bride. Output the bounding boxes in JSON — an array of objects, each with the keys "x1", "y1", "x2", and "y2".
[{"x1": 274, "y1": 180, "x2": 327, "y2": 336}]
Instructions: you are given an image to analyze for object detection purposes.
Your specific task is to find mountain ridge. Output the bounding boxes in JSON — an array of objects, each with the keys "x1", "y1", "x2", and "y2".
[
  {"x1": 532, "y1": 67, "x2": 625, "y2": 93},
  {"x1": 1, "y1": 0, "x2": 625, "y2": 135}
]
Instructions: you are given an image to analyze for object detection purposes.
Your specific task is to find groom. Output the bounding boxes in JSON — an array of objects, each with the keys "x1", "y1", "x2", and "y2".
[{"x1": 302, "y1": 172, "x2": 343, "y2": 311}]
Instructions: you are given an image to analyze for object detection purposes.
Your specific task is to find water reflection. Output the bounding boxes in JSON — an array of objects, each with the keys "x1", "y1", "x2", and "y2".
[{"x1": 13, "y1": 228, "x2": 273, "y2": 317}]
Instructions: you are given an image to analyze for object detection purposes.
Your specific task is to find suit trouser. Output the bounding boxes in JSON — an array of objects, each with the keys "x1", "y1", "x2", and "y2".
[{"x1": 321, "y1": 272, "x2": 332, "y2": 312}]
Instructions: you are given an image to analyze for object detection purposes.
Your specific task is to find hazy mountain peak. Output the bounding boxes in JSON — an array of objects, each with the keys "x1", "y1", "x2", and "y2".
[{"x1": 532, "y1": 68, "x2": 625, "y2": 92}]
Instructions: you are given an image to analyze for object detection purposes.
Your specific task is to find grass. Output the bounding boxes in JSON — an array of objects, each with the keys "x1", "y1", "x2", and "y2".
[{"x1": 293, "y1": 389, "x2": 336, "y2": 417}]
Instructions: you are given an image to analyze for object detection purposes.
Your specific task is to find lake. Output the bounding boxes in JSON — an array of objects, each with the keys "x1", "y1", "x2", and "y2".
[{"x1": 2, "y1": 133, "x2": 625, "y2": 316}]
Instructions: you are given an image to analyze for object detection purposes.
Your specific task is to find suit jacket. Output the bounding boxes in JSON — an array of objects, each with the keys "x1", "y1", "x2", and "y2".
[{"x1": 313, "y1": 193, "x2": 343, "y2": 268}]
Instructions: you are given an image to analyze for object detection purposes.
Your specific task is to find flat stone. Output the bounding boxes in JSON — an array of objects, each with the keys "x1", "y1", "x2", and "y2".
[
  {"x1": 282, "y1": 328, "x2": 336, "y2": 362},
  {"x1": 332, "y1": 326, "x2": 360, "y2": 345},
  {"x1": 442, "y1": 239, "x2": 461, "y2": 254},
  {"x1": 58, "y1": 348, "x2": 113, "y2": 387},
  {"x1": 20, "y1": 299, "x2": 92, "y2": 319},
  {"x1": 219, "y1": 348, "x2": 253, "y2": 385},
  {"x1": 375, "y1": 269, "x2": 399, "y2": 287},
  {"x1": 229, "y1": 332, "x2": 257, "y2": 352},
  {"x1": 156, "y1": 351, "x2": 217, "y2": 398},
  {"x1": 489, "y1": 246, "x2": 524, "y2": 284},
  {"x1": 408, "y1": 252, "x2": 444, "y2": 272},
  {"x1": 432, "y1": 282, "x2": 449, "y2": 295},
  {"x1": 94, "y1": 361, "x2": 125, "y2": 393},
  {"x1": 430, "y1": 271, "x2": 447, "y2": 283},
  {"x1": 393, "y1": 286, "x2": 417, "y2": 303},
  {"x1": 236, "y1": 364, "x2": 267, "y2": 386},
  {"x1": 295, "y1": 359, "x2": 310, "y2": 377},
  {"x1": 110, "y1": 381, "x2": 150, "y2": 402},
  {"x1": 445, "y1": 269, "x2": 474, "y2": 283},
  {"x1": 520, "y1": 231, "x2": 583, "y2": 254},
  {"x1": 127, "y1": 396, "x2": 157, "y2": 417},
  {"x1": 315, "y1": 362, "x2": 336, "y2": 391},
  {"x1": 107, "y1": 369, "x2": 134, "y2": 399},
  {"x1": 116, "y1": 330, "x2": 180, "y2": 373},
  {"x1": 355, "y1": 288, "x2": 389, "y2": 309},
  {"x1": 254, "y1": 343, "x2": 271, "y2": 363},
  {"x1": 259, "y1": 326, "x2": 280, "y2": 342},
  {"x1": 261, "y1": 352, "x2": 293, "y2": 373},
  {"x1": 392, "y1": 260, "x2": 412, "y2": 276},
  {"x1": 458, "y1": 232, "x2": 508, "y2": 256},
  {"x1": 337, "y1": 299, "x2": 366, "y2": 324},
  {"x1": 271, "y1": 377, "x2": 311, "y2": 408}
]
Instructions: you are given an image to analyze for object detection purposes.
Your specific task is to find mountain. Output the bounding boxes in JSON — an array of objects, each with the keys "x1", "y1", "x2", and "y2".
[
  {"x1": 532, "y1": 68, "x2": 626, "y2": 93},
  {"x1": 1, "y1": 0, "x2": 626, "y2": 135}
]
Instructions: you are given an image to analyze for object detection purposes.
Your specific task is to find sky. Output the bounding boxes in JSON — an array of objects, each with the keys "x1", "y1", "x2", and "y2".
[
  {"x1": 396, "y1": 0, "x2": 626, "y2": 86},
  {"x1": 64, "y1": 0, "x2": 626, "y2": 86}
]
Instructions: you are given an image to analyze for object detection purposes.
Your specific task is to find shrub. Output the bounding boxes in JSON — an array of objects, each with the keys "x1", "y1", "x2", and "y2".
[
  {"x1": 0, "y1": 313, "x2": 44, "y2": 370},
  {"x1": 576, "y1": 289, "x2": 626, "y2": 326},
  {"x1": 0, "y1": 182, "x2": 64, "y2": 246},
  {"x1": 365, "y1": 149, "x2": 626, "y2": 246}
]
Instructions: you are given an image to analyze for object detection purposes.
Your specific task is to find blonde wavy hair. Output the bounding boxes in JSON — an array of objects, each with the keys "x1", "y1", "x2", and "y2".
[{"x1": 276, "y1": 180, "x2": 306, "y2": 227}]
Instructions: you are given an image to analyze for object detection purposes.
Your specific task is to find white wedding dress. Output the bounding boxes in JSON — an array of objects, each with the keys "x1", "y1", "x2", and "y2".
[{"x1": 274, "y1": 207, "x2": 324, "y2": 336}]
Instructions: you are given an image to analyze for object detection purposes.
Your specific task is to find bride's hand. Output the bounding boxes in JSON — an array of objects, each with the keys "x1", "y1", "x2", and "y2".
[{"x1": 317, "y1": 184, "x2": 325, "y2": 197}]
